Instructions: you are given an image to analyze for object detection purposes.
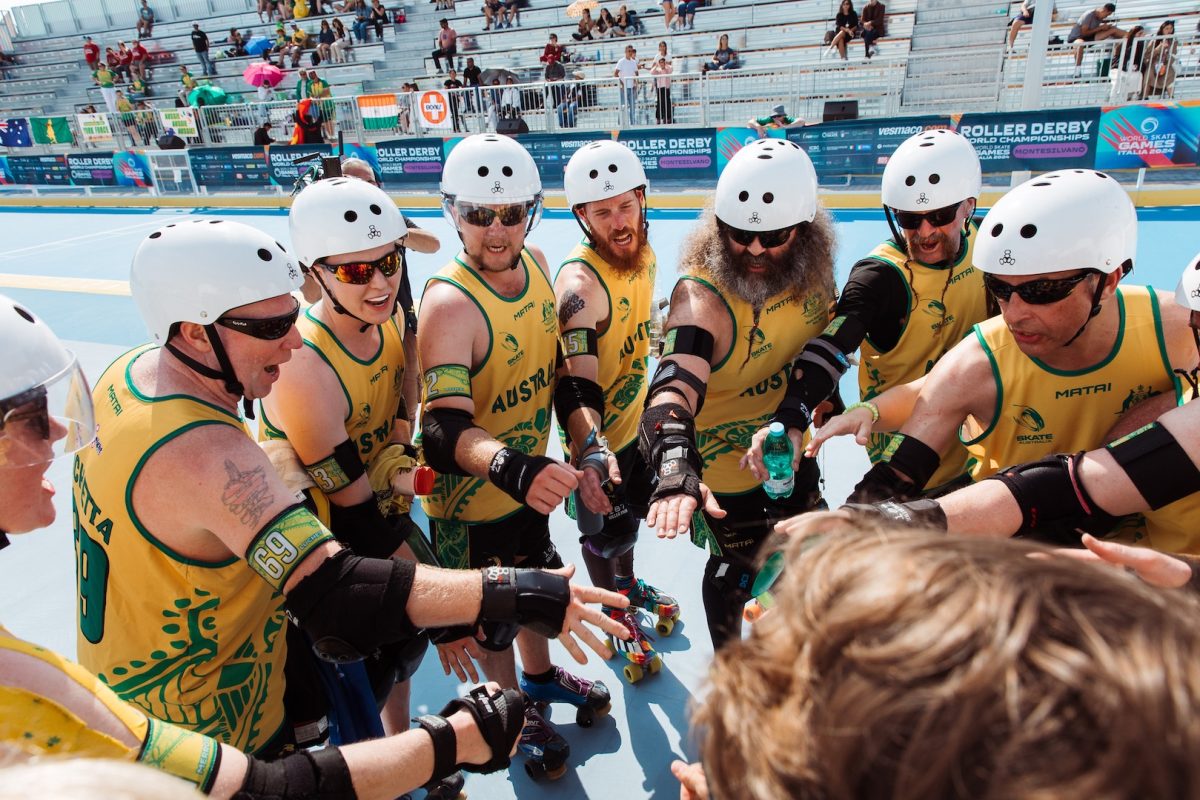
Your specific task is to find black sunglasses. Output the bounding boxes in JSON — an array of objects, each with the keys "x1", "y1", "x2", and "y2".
[
  {"x1": 0, "y1": 387, "x2": 50, "y2": 441},
  {"x1": 456, "y1": 200, "x2": 538, "y2": 228},
  {"x1": 319, "y1": 247, "x2": 404, "y2": 285},
  {"x1": 983, "y1": 270, "x2": 1097, "y2": 305},
  {"x1": 216, "y1": 298, "x2": 301, "y2": 340},
  {"x1": 892, "y1": 203, "x2": 960, "y2": 230},
  {"x1": 717, "y1": 219, "x2": 798, "y2": 248}
]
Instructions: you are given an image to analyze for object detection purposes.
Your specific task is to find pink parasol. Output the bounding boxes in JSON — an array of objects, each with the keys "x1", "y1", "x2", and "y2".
[{"x1": 243, "y1": 62, "x2": 284, "y2": 88}]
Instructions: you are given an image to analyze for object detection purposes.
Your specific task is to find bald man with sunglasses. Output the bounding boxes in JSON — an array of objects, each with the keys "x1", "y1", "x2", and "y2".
[{"x1": 810, "y1": 170, "x2": 1199, "y2": 547}]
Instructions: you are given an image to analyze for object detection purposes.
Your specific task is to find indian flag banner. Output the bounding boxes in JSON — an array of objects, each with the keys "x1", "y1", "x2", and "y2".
[
  {"x1": 357, "y1": 93, "x2": 398, "y2": 131},
  {"x1": 31, "y1": 116, "x2": 73, "y2": 145}
]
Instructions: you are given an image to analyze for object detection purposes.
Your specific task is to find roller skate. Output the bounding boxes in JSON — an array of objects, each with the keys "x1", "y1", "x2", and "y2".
[
  {"x1": 620, "y1": 577, "x2": 681, "y2": 636},
  {"x1": 424, "y1": 770, "x2": 466, "y2": 799},
  {"x1": 519, "y1": 665, "x2": 611, "y2": 727},
  {"x1": 604, "y1": 607, "x2": 663, "y2": 685},
  {"x1": 517, "y1": 698, "x2": 570, "y2": 781}
]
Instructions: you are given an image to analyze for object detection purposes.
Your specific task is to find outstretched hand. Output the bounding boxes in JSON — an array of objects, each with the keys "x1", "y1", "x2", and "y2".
[
  {"x1": 646, "y1": 482, "x2": 725, "y2": 539},
  {"x1": 805, "y1": 404, "x2": 874, "y2": 458},
  {"x1": 548, "y1": 564, "x2": 633, "y2": 663},
  {"x1": 1052, "y1": 534, "x2": 1194, "y2": 589}
]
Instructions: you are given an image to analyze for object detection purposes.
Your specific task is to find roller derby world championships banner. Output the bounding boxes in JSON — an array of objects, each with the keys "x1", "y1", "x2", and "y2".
[
  {"x1": 442, "y1": 133, "x2": 594, "y2": 187},
  {"x1": 1094, "y1": 100, "x2": 1200, "y2": 170},
  {"x1": 954, "y1": 107, "x2": 1101, "y2": 173},
  {"x1": 0, "y1": 151, "x2": 151, "y2": 186},
  {"x1": 778, "y1": 116, "x2": 954, "y2": 176}
]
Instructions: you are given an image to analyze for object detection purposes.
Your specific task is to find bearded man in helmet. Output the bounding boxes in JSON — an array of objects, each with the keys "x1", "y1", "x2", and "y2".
[
  {"x1": 417, "y1": 133, "x2": 613, "y2": 780},
  {"x1": 554, "y1": 139, "x2": 679, "y2": 682},
  {"x1": 742, "y1": 129, "x2": 991, "y2": 497},
  {"x1": 811, "y1": 170, "x2": 1200, "y2": 547},
  {"x1": 0, "y1": 294, "x2": 534, "y2": 799},
  {"x1": 637, "y1": 138, "x2": 838, "y2": 650},
  {"x1": 70, "y1": 218, "x2": 628, "y2": 792}
]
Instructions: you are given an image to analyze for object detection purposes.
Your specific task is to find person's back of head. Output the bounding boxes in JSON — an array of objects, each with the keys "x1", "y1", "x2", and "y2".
[{"x1": 696, "y1": 515, "x2": 1200, "y2": 800}]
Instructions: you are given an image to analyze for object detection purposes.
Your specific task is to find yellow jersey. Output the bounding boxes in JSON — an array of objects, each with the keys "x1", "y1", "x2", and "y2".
[
  {"x1": 74, "y1": 345, "x2": 288, "y2": 754},
  {"x1": 963, "y1": 286, "x2": 1177, "y2": 481},
  {"x1": 260, "y1": 307, "x2": 406, "y2": 471},
  {"x1": 422, "y1": 249, "x2": 559, "y2": 524},
  {"x1": 682, "y1": 272, "x2": 833, "y2": 495},
  {"x1": 0, "y1": 627, "x2": 221, "y2": 789},
  {"x1": 858, "y1": 223, "x2": 988, "y2": 490},
  {"x1": 557, "y1": 239, "x2": 656, "y2": 453}
]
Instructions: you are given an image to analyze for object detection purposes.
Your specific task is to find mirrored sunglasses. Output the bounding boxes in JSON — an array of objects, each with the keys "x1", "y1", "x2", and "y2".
[
  {"x1": 456, "y1": 200, "x2": 537, "y2": 228},
  {"x1": 320, "y1": 248, "x2": 404, "y2": 285},
  {"x1": 983, "y1": 270, "x2": 1097, "y2": 305}
]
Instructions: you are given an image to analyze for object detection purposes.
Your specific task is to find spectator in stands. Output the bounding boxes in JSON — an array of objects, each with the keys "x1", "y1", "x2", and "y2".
[
  {"x1": 134, "y1": 99, "x2": 157, "y2": 145},
  {"x1": 130, "y1": 39, "x2": 149, "y2": 80},
  {"x1": 348, "y1": 0, "x2": 369, "y2": 41},
  {"x1": 226, "y1": 28, "x2": 247, "y2": 57},
  {"x1": 83, "y1": 36, "x2": 100, "y2": 70},
  {"x1": 116, "y1": 42, "x2": 135, "y2": 82},
  {"x1": 541, "y1": 33, "x2": 566, "y2": 65},
  {"x1": 104, "y1": 46, "x2": 122, "y2": 82},
  {"x1": 486, "y1": 76, "x2": 502, "y2": 130},
  {"x1": 130, "y1": 74, "x2": 150, "y2": 100},
  {"x1": 573, "y1": 8, "x2": 596, "y2": 41},
  {"x1": 136, "y1": 0, "x2": 155, "y2": 38},
  {"x1": 650, "y1": 51, "x2": 673, "y2": 124},
  {"x1": 598, "y1": 8, "x2": 623, "y2": 38},
  {"x1": 830, "y1": 0, "x2": 860, "y2": 60},
  {"x1": 481, "y1": 0, "x2": 499, "y2": 29},
  {"x1": 294, "y1": 67, "x2": 312, "y2": 98},
  {"x1": 399, "y1": 81, "x2": 417, "y2": 132},
  {"x1": 1068, "y1": 3, "x2": 1125, "y2": 77},
  {"x1": 286, "y1": 23, "x2": 308, "y2": 67},
  {"x1": 1143, "y1": 19, "x2": 1177, "y2": 97},
  {"x1": 309, "y1": 70, "x2": 335, "y2": 139},
  {"x1": 1007, "y1": 0, "x2": 1056, "y2": 53},
  {"x1": 178, "y1": 64, "x2": 197, "y2": 103},
  {"x1": 500, "y1": 74, "x2": 521, "y2": 120},
  {"x1": 701, "y1": 34, "x2": 739, "y2": 72},
  {"x1": 93, "y1": 61, "x2": 119, "y2": 113},
  {"x1": 501, "y1": 0, "x2": 520, "y2": 28},
  {"x1": 437, "y1": 0, "x2": 456, "y2": 12},
  {"x1": 331, "y1": 18, "x2": 352, "y2": 61},
  {"x1": 256, "y1": 75, "x2": 274, "y2": 102},
  {"x1": 258, "y1": 0, "x2": 271, "y2": 22},
  {"x1": 1109, "y1": 24, "x2": 1145, "y2": 101},
  {"x1": 614, "y1": 44, "x2": 638, "y2": 125},
  {"x1": 157, "y1": 126, "x2": 186, "y2": 148},
  {"x1": 618, "y1": 5, "x2": 641, "y2": 35},
  {"x1": 860, "y1": 0, "x2": 885, "y2": 58},
  {"x1": 747, "y1": 102, "x2": 804, "y2": 136},
  {"x1": 369, "y1": 0, "x2": 389, "y2": 40},
  {"x1": 432, "y1": 18, "x2": 457, "y2": 74},
  {"x1": 463, "y1": 56, "x2": 482, "y2": 112},
  {"x1": 191, "y1": 23, "x2": 216, "y2": 76},
  {"x1": 676, "y1": 0, "x2": 697, "y2": 31},
  {"x1": 317, "y1": 19, "x2": 336, "y2": 62},
  {"x1": 80, "y1": 103, "x2": 98, "y2": 113},
  {"x1": 676, "y1": 519, "x2": 1200, "y2": 800},
  {"x1": 444, "y1": 68, "x2": 465, "y2": 132},
  {"x1": 661, "y1": 0, "x2": 677, "y2": 33},
  {"x1": 116, "y1": 89, "x2": 141, "y2": 144},
  {"x1": 551, "y1": 73, "x2": 579, "y2": 128}
]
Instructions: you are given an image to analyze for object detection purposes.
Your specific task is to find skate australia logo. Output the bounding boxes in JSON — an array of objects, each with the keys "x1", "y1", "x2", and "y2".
[
  {"x1": 1012, "y1": 404, "x2": 1053, "y2": 443},
  {"x1": 500, "y1": 331, "x2": 525, "y2": 366}
]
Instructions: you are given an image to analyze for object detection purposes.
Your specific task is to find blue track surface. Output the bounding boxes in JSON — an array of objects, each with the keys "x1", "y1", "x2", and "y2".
[{"x1": 0, "y1": 204, "x2": 1194, "y2": 798}]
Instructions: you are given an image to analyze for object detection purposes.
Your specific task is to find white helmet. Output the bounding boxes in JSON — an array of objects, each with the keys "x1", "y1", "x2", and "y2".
[
  {"x1": 289, "y1": 177, "x2": 407, "y2": 268},
  {"x1": 1175, "y1": 251, "x2": 1200, "y2": 312},
  {"x1": 131, "y1": 218, "x2": 304, "y2": 344},
  {"x1": 975, "y1": 170, "x2": 1136, "y2": 277},
  {"x1": 0, "y1": 295, "x2": 95, "y2": 468},
  {"x1": 881, "y1": 129, "x2": 981, "y2": 212},
  {"x1": 564, "y1": 140, "x2": 648, "y2": 207},
  {"x1": 441, "y1": 133, "x2": 543, "y2": 204},
  {"x1": 715, "y1": 138, "x2": 818, "y2": 229}
]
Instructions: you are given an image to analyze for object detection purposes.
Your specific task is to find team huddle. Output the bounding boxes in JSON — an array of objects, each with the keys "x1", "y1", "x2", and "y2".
[{"x1": 3, "y1": 127, "x2": 1200, "y2": 800}]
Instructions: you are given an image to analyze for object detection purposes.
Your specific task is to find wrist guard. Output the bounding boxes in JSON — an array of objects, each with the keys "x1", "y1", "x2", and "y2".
[
  {"x1": 847, "y1": 462, "x2": 921, "y2": 504},
  {"x1": 487, "y1": 448, "x2": 558, "y2": 505},
  {"x1": 638, "y1": 402, "x2": 703, "y2": 505},
  {"x1": 414, "y1": 685, "x2": 526, "y2": 785},
  {"x1": 428, "y1": 624, "x2": 477, "y2": 645},
  {"x1": 841, "y1": 498, "x2": 948, "y2": 530},
  {"x1": 772, "y1": 317, "x2": 861, "y2": 432},
  {"x1": 478, "y1": 566, "x2": 570, "y2": 639},
  {"x1": 988, "y1": 451, "x2": 1118, "y2": 544},
  {"x1": 235, "y1": 747, "x2": 354, "y2": 800}
]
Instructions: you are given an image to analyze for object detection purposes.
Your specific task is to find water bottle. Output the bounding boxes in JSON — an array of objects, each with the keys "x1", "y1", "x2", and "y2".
[
  {"x1": 647, "y1": 297, "x2": 667, "y2": 356},
  {"x1": 574, "y1": 450, "x2": 608, "y2": 536},
  {"x1": 762, "y1": 421, "x2": 794, "y2": 500}
]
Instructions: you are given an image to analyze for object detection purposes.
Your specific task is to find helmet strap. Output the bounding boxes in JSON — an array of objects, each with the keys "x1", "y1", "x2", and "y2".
[
  {"x1": 883, "y1": 206, "x2": 908, "y2": 257},
  {"x1": 1063, "y1": 272, "x2": 1108, "y2": 347},
  {"x1": 309, "y1": 265, "x2": 373, "y2": 333},
  {"x1": 164, "y1": 325, "x2": 254, "y2": 419}
]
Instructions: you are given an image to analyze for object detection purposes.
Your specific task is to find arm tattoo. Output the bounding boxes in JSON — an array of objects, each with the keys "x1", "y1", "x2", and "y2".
[
  {"x1": 558, "y1": 290, "x2": 586, "y2": 327},
  {"x1": 221, "y1": 459, "x2": 273, "y2": 528}
]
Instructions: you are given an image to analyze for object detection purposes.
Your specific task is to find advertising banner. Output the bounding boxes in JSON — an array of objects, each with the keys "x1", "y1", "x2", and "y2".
[
  {"x1": 266, "y1": 143, "x2": 332, "y2": 187},
  {"x1": 76, "y1": 113, "x2": 115, "y2": 144},
  {"x1": 189, "y1": 146, "x2": 271, "y2": 187},
  {"x1": 417, "y1": 90, "x2": 452, "y2": 131},
  {"x1": 785, "y1": 116, "x2": 953, "y2": 176},
  {"x1": 158, "y1": 107, "x2": 200, "y2": 139},
  {"x1": 955, "y1": 107, "x2": 1099, "y2": 172},
  {"x1": 6, "y1": 154, "x2": 69, "y2": 185},
  {"x1": 65, "y1": 152, "x2": 153, "y2": 187},
  {"x1": 1094, "y1": 101, "x2": 1200, "y2": 170},
  {"x1": 440, "y1": 133, "x2": 596, "y2": 187},
  {"x1": 375, "y1": 138, "x2": 443, "y2": 184},
  {"x1": 617, "y1": 127, "x2": 716, "y2": 182}
]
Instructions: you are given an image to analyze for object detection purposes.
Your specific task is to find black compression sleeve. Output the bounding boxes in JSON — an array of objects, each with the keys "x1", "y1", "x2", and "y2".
[
  {"x1": 328, "y1": 496, "x2": 408, "y2": 560},
  {"x1": 835, "y1": 259, "x2": 910, "y2": 354}
]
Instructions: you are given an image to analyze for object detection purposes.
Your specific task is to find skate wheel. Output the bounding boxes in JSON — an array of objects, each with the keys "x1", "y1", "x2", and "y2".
[
  {"x1": 544, "y1": 763, "x2": 567, "y2": 780},
  {"x1": 655, "y1": 616, "x2": 675, "y2": 636},
  {"x1": 576, "y1": 705, "x2": 595, "y2": 727},
  {"x1": 648, "y1": 655, "x2": 663, "y2": 675},
  {"x1": 743, "y1": 603, "x2": 763, "y2": 624},
  {"x1": 605, "y1": 641, "x2": 615, "y2": 657},
  {"x1": 623, "y1": 662, "x2": 644, "y2": 684}
]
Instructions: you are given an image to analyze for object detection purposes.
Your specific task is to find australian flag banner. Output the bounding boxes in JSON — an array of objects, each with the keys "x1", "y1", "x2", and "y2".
[{"x1": 0, "y1": 118, "x2": 32, "y2": 148}]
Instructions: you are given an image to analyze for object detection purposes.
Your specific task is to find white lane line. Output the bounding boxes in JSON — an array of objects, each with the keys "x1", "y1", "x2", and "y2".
[
  {"x1": 0, "y1": 219, "x2": 163, "y2": 260},
  {"x1": 0, "y1": 273, "x2": 130, "y2": 296}
]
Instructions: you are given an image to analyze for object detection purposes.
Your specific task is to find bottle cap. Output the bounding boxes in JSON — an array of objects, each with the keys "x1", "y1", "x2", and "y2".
[{"x1": 768, "y1": 421, "x2": 785, "y2": 435}]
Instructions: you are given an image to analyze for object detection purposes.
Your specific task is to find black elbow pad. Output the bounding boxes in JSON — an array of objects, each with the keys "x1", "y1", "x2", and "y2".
[{"x1": 421, "y1": 407, "x2": 477, "y2": 476}]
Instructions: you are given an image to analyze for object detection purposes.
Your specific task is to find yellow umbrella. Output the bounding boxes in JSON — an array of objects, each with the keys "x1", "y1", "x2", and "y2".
[{"x1": 566, "y1": 0, "x2": 598, "y2": 18}]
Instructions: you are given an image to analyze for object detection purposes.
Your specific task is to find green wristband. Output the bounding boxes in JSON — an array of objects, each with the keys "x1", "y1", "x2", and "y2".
[{"x1": 846, "y1": 401, "x2": 880, "y2": 423}]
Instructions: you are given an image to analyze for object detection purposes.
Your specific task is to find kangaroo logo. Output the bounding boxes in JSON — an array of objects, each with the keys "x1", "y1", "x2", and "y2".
[
  {"x1": 916, "y1": 192, "x2": 930, "y2": 205},
  {"x1": 999, "y1": 250, "x2": 1016, "y2": 266},
  {"x1": 491, "y1": 181, "x2": 504, "y2": 194},
  {"x1": 603, "y1": 180, "x2": 615, "y2": 192},
  {"x1": 748, "y1": 212, "x2": 762, "y2": 224},
  {"x1": 366, "y1": 225, "x2": 382, "y2": 239}
]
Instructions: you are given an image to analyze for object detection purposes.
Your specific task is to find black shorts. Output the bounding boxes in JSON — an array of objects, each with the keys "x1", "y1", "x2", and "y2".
[
  {"x1": 1014, "y1": 11, "x2": 1033, "y2": 24},
  {"x1": 431, "y1": 504, "x2": 564, "y2": 570}
]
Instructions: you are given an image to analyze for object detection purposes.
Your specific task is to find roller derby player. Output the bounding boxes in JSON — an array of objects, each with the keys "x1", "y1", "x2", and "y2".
[
  {"x1": 418, "y1": 134, "x2": 619, "y2": 780},
  {"x1": 638, "y1": 138, "x2": 838, "y2": 649},
  {"x1": 554, "y1": 139, "x2": 679, "y2": 685},
  {"x1": 0, "y1": 293, "x2": 530, "y2": 799}
]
